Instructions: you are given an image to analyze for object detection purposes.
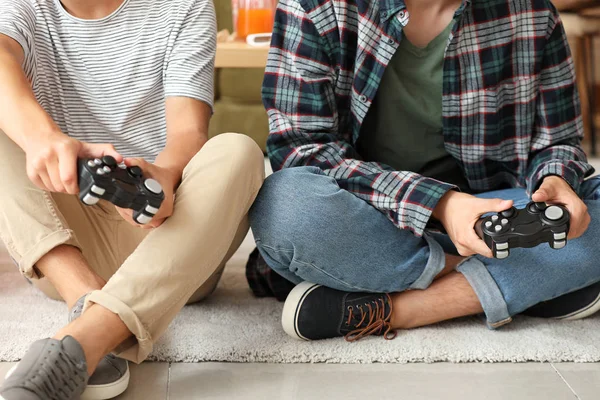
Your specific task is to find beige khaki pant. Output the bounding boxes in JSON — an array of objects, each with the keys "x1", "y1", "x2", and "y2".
[{"x1": 0, "y1": 132, "x2": 265, "y2": 363}]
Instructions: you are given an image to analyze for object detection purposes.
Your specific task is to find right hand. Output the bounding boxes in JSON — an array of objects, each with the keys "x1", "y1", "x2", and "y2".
[
  {"x1": 432, "y1": 191, "x2": 514, "y2": 258},
  {"x1": 24, "y1": 130, "x2": 122, "y2": 195}
]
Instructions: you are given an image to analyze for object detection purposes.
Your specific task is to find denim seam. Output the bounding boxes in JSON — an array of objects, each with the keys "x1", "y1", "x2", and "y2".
[
  {"x1": 259, "y1": 242, "x2": 373, "y2": 292},
  {"x1": 255, "y1": 241, "x2": 294, "y2": 255}
]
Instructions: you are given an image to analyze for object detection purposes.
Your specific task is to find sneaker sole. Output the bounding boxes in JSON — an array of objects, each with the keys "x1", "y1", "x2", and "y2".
[
  {"x1": 558, "y1": 290, "x2": 600, "y2": 321},
  {"x1": 5, "y1": 363, "x2": 130, "y2": 400},
  {"x1": 281, "y1": 281, "x2": 321, "y2": 341}
]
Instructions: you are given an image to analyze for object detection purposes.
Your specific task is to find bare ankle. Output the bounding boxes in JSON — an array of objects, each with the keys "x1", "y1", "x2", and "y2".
[
  {"x1": 54, "y1": 304, "x2": 131, "y2": 375},
  {"x1": 36, "y1": 245, "x2": 106, "y2": 308}
]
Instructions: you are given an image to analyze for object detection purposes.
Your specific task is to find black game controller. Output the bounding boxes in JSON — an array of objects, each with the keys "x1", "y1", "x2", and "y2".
[
  {"x1": 78, "y1": 156, "x2": 164, "y2": 225},
  {"x1": 475, "y1": 202, "x2": 570, "y2": 259}
]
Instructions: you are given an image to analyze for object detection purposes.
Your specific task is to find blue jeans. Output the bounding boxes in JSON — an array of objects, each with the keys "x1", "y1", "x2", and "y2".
[{"x1": 249, "y1": 167, "x2": 600, "y2": 328}]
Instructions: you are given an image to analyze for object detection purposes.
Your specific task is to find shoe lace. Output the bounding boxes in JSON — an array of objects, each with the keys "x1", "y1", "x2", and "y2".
[
  {"x1": 344, "y1": 294, "x2": 398, "y2": 342},
  {"x1": 23, "y1": 343, "x2": 85, "y2": 400}
]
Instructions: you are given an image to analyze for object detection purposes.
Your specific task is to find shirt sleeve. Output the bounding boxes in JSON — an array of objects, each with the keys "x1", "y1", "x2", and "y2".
[
  {"x1": 263, "y1": 0, "x2": 456, "y2": 236},
  {"x1": 0, "y1": 0, "x2": 37, "y2": 58},
  {"x1": 163, "y1": 0, "x2": 216, "y2": 109},
  {"x1": 526, "y1": 11, "x2": 594, "y2": 195}
]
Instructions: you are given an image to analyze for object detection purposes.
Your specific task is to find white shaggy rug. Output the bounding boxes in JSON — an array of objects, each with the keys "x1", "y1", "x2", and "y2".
[{"x1": 1, "y1": 234, "x2": 600, "y2": 364}]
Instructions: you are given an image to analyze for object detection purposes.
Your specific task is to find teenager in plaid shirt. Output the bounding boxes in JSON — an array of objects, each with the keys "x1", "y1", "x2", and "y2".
[{"x1": 248, "y1": 0, "x2": 600, "y2": 341}]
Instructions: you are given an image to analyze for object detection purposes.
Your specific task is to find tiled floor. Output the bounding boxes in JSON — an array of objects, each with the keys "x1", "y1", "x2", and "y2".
[
  {"x1": 1, "y1": 361, "x2": 598, "y2": 399},
  {"x1": 1, "y1": 159, "x2": 599, "y2": 399}
]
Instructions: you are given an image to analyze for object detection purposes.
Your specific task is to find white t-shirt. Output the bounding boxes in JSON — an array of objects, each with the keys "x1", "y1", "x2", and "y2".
[{"x1": 0, "y1": 0, "x2": 216, "y2": 161}]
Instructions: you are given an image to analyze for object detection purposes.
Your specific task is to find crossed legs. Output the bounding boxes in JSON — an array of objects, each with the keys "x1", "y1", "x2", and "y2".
[{"x1": 251, "y1": 167, "x2": 600, "y2": 330}]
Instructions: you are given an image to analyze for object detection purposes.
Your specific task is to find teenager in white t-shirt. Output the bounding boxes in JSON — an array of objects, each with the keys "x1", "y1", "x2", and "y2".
[{"x1": 0, "y1": 1, "x2": 265, "y2": 399}]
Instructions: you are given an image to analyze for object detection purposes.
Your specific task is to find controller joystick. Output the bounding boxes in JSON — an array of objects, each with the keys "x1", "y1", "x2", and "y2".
[
  {"x1": 77, "y1": 157, "x2": 164, "y2": 225},
  {"x1": 475, "y1": 202, "x2": 570, "y2": 259}
]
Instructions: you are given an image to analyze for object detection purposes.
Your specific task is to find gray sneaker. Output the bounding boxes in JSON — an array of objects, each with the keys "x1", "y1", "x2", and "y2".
[
  {"x1": 0, "y1": 336, "x2": 89, "y2": 400},
  {"x1": 70, "y1": 295, "x2": 130, "y2": 400}
]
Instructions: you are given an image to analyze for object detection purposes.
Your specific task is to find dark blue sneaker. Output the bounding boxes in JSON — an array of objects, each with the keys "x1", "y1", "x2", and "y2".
[
  {"x1": 523, "y1": 281, "x2": 600, "y2": 320},
  {"x1": 282, "y1": 282, "x2": 397, "y2": 341}
]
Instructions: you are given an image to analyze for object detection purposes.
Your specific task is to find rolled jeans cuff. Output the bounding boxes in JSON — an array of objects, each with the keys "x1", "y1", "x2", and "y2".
[
  {"x1": 409, "y1": 233, "x2": 446, "y2": 290},
  {"x1": 456, "y1": 257, "x2": 513, "y2": 328},
  {"x1": 85, "y1": 290, "x2": 153, "y2": 364}
]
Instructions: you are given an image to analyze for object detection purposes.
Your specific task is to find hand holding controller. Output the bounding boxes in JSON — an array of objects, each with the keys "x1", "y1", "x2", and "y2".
[
  {"x1": 77, "y1": 156, "x2": 165, "y2": 224},
  {"x1": 475, "y1": 202, "x2": 570, "y2": 259}
]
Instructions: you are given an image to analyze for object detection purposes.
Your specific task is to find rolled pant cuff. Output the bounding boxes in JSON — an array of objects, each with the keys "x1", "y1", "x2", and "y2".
[
  {"x1": 456, "y1": 257, "x2": 513, "y2": 329},
  {"x1": 409, "y1": 233, "x2": 446, "y2": 290},
  {"x1": 18, "y1": 229, "x2": 80, "y2": 280},
  {"x1": 85, "y1": 290, "x2": 153, "y2": 364}
]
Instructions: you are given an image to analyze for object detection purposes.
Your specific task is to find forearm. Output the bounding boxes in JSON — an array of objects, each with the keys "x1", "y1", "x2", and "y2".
[
  {"x1": 0, "y1": 45, "x2": 58, "y2": 150},
  {"x1": 552, "y1": 0, "x2": 597, "y2": 11},
  {"x1": 153, "y1": 131, "x2": 207, "y2": 184}
]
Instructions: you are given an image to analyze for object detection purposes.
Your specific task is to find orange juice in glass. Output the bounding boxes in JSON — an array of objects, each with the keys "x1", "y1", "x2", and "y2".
[{"x1": 236, "y1": 0, "x2": 275, "y2": 40}]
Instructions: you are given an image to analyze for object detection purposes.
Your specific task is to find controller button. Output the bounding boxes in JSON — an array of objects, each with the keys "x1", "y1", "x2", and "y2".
[
  {"x1": 96, "y1": 168, "x2": 105, "y2": 176},
  {"x1": 90, "y1": 185, "x2": 106, "y2": 196},
  {"x1": 491, "y1": 215, "x2": 499, "y2": 222},
  {"x1": 102, "y1": 156, "x2": 118, "y2": 168},
  {"x1": 552, "y1": 240, "x2": 566, "y2": 249},
  {"x1": 554, "y1": 232, "x2": 567, "y2": 240},
  {"x1": 128, "y1": 166, "x2": 143, "y2": 178},
  {"x1": 545, "y1": 206, "x2": 564, "y2": 221},
  {"x1": 103, "y1": 166, "x2": 112, "y2": 173},
  {"x1": 501, "y1": 218, "x2": 509, "y2": 225},
  {"x1": 135, "y1": 214, "x2": 153, "y2": 225},
  {"x1": 82, "y1": 194, "x2": 99, "y2": 205},
  {"x1": 496, "y1": 250, "x2": 509, "y2": 259},
  {"x1": 94, "y1": 158, "x2": 102, "y2": 166},
  {"x1": 535, "y1": 202, "x2": 547, "y2": 210},
  {"x1": 496, "y1": 242, "x2": 509, "y2": 250},
  {"x1": 528, "y1": 203, "x2": 539, "y2": 213},
  {"x1": 118, "y1": 164, "x2": 127, "y2": 169},
  {"x1": 145, "y1": 205, "x2": 160, "y2": 215},
  {"x1": 144, "y1": 178, "x2": 163, "y2": 194},
  {"x1": 494, "y1": 225, "x2": 502, "y2": 232},
  {"x1": 87, "y1": 160, "x2": 96, "y2": 168},
  {"x1": 501, "y1": 208, "x2": 516, "y2": 218},
  {"x1": 485, "y1": 221, "x2": 493, "y2": 229}
]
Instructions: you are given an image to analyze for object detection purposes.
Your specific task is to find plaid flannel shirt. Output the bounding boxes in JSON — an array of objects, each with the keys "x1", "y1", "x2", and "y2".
[{"x1": 262, "y1": 0, "x2": 594, "y2": 236}]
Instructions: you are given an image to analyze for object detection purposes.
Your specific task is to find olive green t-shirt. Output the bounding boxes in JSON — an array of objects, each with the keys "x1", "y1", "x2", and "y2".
[{"x1": 357, "y1": 22, "x2": 470, "y2": 192}]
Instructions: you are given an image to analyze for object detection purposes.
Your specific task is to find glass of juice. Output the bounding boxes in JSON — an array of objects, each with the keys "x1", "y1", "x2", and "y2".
[{"x1": 236, "y1": 0, "x2": 275, "y2": 40}]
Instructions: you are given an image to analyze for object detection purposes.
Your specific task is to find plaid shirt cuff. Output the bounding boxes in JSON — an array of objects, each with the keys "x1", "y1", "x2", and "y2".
[{"x1": 528, "y1": 161, "x2": 582, "y2": 195}]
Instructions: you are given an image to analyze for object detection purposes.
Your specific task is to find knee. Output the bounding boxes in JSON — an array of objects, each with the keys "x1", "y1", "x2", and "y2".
[
  {"x1": 185, "y1": 133, "x2": 265, "y2": 193},
  {"x1": 249, "y1": 166, "x2": 337, "y2": 241}
]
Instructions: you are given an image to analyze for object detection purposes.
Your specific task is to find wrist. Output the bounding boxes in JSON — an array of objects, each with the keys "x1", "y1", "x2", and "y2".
[
  {"x1": 432, "y1": 190, "x2": 458, "y2": 222},
  {"x1": 153, "y1": 162, "x2": 182, "y2": 191}
]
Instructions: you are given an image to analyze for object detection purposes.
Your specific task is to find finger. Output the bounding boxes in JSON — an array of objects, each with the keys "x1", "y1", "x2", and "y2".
[
  {"x1": 80, "y1": 143, "x2": 123, "y2": 163},
  {"x1": 567, "y1": 206, "x2": 588, "y2": 239},
  {"x1": 477, "y1": 198, "x2": 514, "y2": 215},
  {"x1": 58, "y1": 148, "x2": 79, "y2": 194},
  {"x1": 44, "y1": 155, "x2": 66, "y2": 193},
  {"x1": 465, "y1": 231, "x2": 494, "y2": 258},
  {"x1": 532, "y1": 184, "x2": 555, "y2": 203},
  {"x1": 38, "y1": 170, "x2": 55, "y2": 192},
  {"x1": 124, "y1": 157, "x2": 149, "y2": 169}
]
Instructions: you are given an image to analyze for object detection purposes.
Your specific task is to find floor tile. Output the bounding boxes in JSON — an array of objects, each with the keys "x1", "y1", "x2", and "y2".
[
  {"x1": 168, "y1": 362, "x2": 575, "y2": 400},
  {"x1": 115, "y1": 362, "x2": 169, "y2": 400},
  {"x1": 553, "y1": 363, "x2": 600, "y2": 400},
  {"x1": 0, "y1": 363, "x2": 16, "y2": 385}
]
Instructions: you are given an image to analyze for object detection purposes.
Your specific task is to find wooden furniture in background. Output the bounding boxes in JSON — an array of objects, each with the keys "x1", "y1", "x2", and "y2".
[
  {"x1": 560, "y1": 5, "x2": 600, "y2": 156},
  {"x1": 215, "y1": 30, "x2": 269, "y2": 69}
]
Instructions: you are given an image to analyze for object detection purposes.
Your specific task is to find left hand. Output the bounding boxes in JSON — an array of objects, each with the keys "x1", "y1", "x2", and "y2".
[
  {"x1": 115, "y1": 158, "x2": 179, "y2": 229},
  {"x1": 531, "y1": 175, "x2": 590, "y2": 239}
]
